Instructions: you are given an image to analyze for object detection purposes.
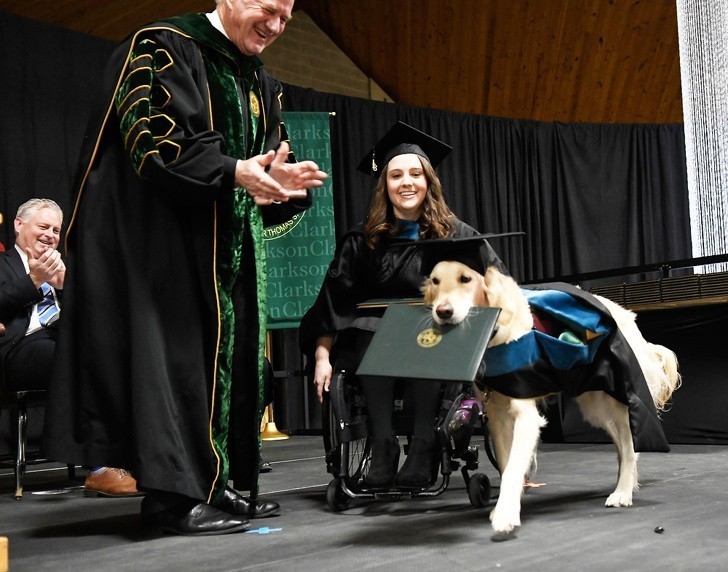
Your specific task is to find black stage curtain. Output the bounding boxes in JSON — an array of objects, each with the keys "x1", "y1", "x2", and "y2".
[
  {"x1": 558, "y1": 305, "x2": 728, "y2": 445},
  {"x1": 284, "y1": 86, "x2": 691, "y2": 282},
  {"x1": 638, "y1": 306, "x2": 728, "y2": 444},
  {"x1": 0, "y1": 12, "x2": 115, "y2": 247}
]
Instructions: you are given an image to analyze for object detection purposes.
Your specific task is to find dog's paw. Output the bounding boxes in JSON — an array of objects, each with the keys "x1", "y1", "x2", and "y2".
[
  {"x1": 491, "y1": 530, "x2": 517, "y2": 542},
  {"x1": 490, "y1": 507, "x2": 521, "y2": 533},
  {"x1": 605, "y1": 491, "x2": 633, "y2": 507}
]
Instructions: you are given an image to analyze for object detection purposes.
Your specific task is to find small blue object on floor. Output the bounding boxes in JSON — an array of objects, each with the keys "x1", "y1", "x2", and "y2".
[{"x1": 246, "y1": 527, "x2": 283, "y2": 535}]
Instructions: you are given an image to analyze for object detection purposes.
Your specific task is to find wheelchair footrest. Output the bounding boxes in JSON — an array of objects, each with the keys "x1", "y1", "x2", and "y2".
[{"x1": 373, "y1": 491, "x2": 415, "y2": 501}]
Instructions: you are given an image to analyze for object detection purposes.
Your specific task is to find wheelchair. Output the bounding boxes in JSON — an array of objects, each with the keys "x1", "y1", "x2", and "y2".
[{"x1": 322, "y1": 368, "x2": 497, "y2": 511}]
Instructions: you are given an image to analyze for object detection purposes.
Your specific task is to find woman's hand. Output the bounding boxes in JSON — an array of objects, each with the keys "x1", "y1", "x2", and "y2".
[
  {"x1": 313, "y1": 334, "x2": 335, "y2": 403},
  {"x1": 314, "y1": 357, "x2": 333, "y2": 404}
]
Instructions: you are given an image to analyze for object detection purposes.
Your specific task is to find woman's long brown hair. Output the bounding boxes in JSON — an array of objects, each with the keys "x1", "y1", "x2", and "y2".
[{"x1": 363, "y1": 156, "x2": 455, "y2": 249}]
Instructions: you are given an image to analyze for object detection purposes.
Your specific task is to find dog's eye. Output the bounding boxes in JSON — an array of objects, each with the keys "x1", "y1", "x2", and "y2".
[
  {"x1": 432, "y1": 277, "x2": 440, "y2": 285},
  {"x1": 460, "y1": 275, "x2": 472, "y2": 284}
]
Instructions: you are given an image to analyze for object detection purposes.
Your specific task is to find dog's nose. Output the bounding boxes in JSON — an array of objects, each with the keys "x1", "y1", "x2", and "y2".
[{"x1": 436, "y1": 303, "x2": 454, "y2": 320}]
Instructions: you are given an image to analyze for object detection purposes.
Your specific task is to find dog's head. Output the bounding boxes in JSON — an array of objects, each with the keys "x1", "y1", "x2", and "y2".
[
  {"x1": 423, "y1": 263, "x2": 533, "y2": 346},
  {"x1": 422, "y1": 261, "x2": 487, "y2": 325}
]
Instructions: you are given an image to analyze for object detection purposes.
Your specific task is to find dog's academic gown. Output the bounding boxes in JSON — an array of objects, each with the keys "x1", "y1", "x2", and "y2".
[
  {"x1": 44, "y1": 14, "x2": 309, "y2": 502},
  {"x1": 481, "y1": 282, "x2": 670, "y2": 452}
]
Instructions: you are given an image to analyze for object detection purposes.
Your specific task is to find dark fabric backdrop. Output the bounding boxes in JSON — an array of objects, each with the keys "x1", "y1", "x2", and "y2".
[
  {"x1": 558, "y1": 305, "x2": 728, "y2": 445},
  {"x1": 0, "y1": 13, "x2": 115, "y2": 246},
  {"x1": 283, "y1": 86, "x2": 691, "y2": 282}
]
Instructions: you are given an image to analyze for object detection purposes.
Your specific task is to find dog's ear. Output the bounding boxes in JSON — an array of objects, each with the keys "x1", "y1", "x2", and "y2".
[
  {"x1": 479, "y1": 273, "x2": 490, "y2": 306},
  {"x1": 482, "y1": 266, "x2": 499, "y2": 307},
  {"x1": 484, "y1": 266, "x2": 495, "y2": 288},
  {"x1": 422, "y1": 277, "x2": 435, "y2": 305}
]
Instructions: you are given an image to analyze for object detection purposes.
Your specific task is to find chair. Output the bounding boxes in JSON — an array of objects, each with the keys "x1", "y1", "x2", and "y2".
[
  {"x1": 0, "y1": 322, "x2": 75, "y2": 499},
  {"x1": 322, "y1": 369, "x2": 492, "y2": 511}
]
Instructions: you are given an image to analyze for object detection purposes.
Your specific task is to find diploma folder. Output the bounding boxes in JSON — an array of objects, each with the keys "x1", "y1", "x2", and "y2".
[{"x1": 356, "y1": 304, "x2": 501, "y2": 382}]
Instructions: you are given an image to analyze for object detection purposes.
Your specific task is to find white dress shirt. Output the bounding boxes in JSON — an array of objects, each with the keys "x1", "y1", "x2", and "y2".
[{"x1": 15, "y1": 244, "x2": 60, "y2": 336}]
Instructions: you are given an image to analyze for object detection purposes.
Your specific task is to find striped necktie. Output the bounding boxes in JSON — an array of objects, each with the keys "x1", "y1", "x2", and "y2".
[{"x1": 38, "y1": 282, "x2": 60, "y2": 327}]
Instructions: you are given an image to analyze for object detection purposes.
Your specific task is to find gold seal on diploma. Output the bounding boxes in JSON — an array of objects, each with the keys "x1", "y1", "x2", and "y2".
[
  {"x1": 417, "y1": 328, "x2": 442, "y2": 348},
  {"x1": 249, "y1": 91, "x2": 260, "y2": 118}
]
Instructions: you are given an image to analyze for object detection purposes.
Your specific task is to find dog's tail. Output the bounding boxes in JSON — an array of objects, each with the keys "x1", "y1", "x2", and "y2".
[{"x1": 645, "y1": 343, "x2": 682, "y2": 412}]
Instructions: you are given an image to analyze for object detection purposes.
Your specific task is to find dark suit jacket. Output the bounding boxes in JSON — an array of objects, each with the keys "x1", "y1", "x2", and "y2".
[{"x1": 0, "y1": 247, "x2": 44, "y2": 362}]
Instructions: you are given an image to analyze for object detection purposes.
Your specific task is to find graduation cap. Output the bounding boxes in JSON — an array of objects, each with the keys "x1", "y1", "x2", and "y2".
[
  {"x1": 417, "y1": 232, "x2": 526, "y2": 276},
  {"x1": 356, "y1": 121, "x2": 452, "y2": 175}
]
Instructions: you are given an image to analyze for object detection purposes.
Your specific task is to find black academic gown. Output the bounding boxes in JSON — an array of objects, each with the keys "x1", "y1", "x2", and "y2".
[
  {"x1": 481, "y1": 282, "x2": 670, "y2": 452},
  {"x1": 44, "y1": 14, "x2": 309, "y2": 502},
  {"x1": 298, "y1": 220, "x2": 504, "y2": 368}
]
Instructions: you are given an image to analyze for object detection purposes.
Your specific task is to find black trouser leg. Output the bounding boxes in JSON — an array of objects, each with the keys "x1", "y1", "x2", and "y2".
[
  {"x1": 360, "y1": 376, "x2": 399, "y2": 487},
  {"x1": 395, "y1": 380, "x2": 443, "y2": 488},
  {"x1": 409, "y1": 380, "x2": 443, "y2": 442},
  {"x1": 359, "y1": 376, "x2": 395, "y2": 439}
]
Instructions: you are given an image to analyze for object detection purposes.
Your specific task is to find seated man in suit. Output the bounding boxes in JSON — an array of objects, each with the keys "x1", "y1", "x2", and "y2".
[{"x1": 0, "y1": 198, "x2": 139, "y2": 497}]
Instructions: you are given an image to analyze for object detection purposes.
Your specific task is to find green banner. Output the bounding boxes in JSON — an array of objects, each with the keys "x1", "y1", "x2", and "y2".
[{"x1": 264, "y1": 111, "x2": 335, "y2": 329}]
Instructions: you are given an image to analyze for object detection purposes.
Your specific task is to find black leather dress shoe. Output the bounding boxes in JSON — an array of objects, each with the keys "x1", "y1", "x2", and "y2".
[
  {"x1": 215, "y1": 486, "x2": 280, "y2": 518},
  {"x1": 142, "y1": 501, "x2": 250, "y2": 536}
]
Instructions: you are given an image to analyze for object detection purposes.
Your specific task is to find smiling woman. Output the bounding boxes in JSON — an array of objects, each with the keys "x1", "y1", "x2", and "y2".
[
  {"x1": 299, "y1": 121, "x2": 505, "y2": 491},
  {"x1": 385, "y1": 154, "x2": 428, "y2": 221}
]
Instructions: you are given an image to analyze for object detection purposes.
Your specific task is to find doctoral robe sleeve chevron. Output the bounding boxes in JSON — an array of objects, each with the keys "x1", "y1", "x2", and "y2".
[{"x1": 114, "y1": 30, "x2": 238, "y2": 203}]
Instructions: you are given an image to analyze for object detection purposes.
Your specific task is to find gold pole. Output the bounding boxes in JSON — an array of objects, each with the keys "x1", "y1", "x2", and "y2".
[
  {"x1": 261, "y1": 331, "x2": 289, "y2": 441},
  {"x1": 0, "y1": 536, "x2": 7, "y2": 572}
]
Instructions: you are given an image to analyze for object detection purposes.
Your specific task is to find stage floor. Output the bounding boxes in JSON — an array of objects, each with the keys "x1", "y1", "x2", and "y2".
[{"x1": 1, "y1": 437, "x2": 727, "y2": 571}]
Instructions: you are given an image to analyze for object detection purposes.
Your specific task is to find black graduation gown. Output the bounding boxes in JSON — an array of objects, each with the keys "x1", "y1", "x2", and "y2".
[
  {"x1": 44, "y1": 14, "x2": 309, "y2": 501},
  {"x1": 298, "y1": 220, "x2": 504, "y2": 368}
]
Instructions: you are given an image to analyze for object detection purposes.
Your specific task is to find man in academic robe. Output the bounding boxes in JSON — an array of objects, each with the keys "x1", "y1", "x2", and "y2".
[{"x1": 44, "y1": 0, "x2": 327, "y2": 536}]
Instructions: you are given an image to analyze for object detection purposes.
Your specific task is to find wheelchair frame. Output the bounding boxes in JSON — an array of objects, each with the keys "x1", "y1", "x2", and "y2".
[{"x1": 322, "y1": 370, "x2": 496, "y2": 511}]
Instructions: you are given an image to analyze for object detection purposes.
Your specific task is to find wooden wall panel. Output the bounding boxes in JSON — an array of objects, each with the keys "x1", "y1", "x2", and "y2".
[
  {"x1": 0, "y1": 0, "x2": 209, "y2": 39},
  {"x1": 1, "y1": 0, "x2": 683, "y2": 124},
  {"x1": 299, "y1": 0, "x2": 683, "y2": 124}
]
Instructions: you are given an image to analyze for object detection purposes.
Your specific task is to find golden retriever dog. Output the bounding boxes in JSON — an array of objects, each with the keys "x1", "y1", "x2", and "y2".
[{"x1": 422, "y1": 262, "x2": 680, "y2": 535}]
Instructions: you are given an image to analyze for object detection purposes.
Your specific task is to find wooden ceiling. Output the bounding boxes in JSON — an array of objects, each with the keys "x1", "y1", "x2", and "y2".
[{"x1": 1, "y1": 0, "x2": 683, "y2": 124}]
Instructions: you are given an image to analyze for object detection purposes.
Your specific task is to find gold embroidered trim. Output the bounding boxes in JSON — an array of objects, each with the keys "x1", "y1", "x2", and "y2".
[
  {"x1": 149, "y1": 113, "x2": 176, "y2": 139},
  {"x1": 130, "y1": 129, "x2": 151, "y2": 161},
  {"x1": 129, "y1": 53, "x2": 153, "y2": 66},
  {"x1": 153, "y1": 48, "x2": 174, "y2": 72},
  {"x1": 124, "y1": 117, "x2": 147, "y2": 150},
  {"x1": 152, "y1": 85, "x2": 172, "y2": 109},
  {"x1": 157, "y1": 139, "x2": 182, "y2": 166},
  {"x1": 118, "y1": 95, "x2": 148, "y2": 127},
  {"x1": 204, "y1": 74, "x2": 223, "y2": 505},
  {"x1": 136, "y1": 148, "x2": 159, "y2": 175}
]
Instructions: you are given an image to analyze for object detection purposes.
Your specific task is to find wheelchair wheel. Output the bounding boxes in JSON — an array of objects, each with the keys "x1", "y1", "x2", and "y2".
[
  {"x1": 344, "y1": 437, "x2": 371, "y2": 483},
  {"x1": 322, "y1": 371, "x2": 371, "y2": 483},
  {"x1": 467, "y1": 472, "x2": 491, "y2": 508},
  {"x1": 326, "y1": 478, "x2": 352, "y2": 512}
]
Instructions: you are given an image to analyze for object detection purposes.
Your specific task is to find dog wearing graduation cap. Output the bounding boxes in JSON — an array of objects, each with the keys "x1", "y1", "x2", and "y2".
[{"x1": 420, "y1": 237, "x2": 680, "y2": 536}]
